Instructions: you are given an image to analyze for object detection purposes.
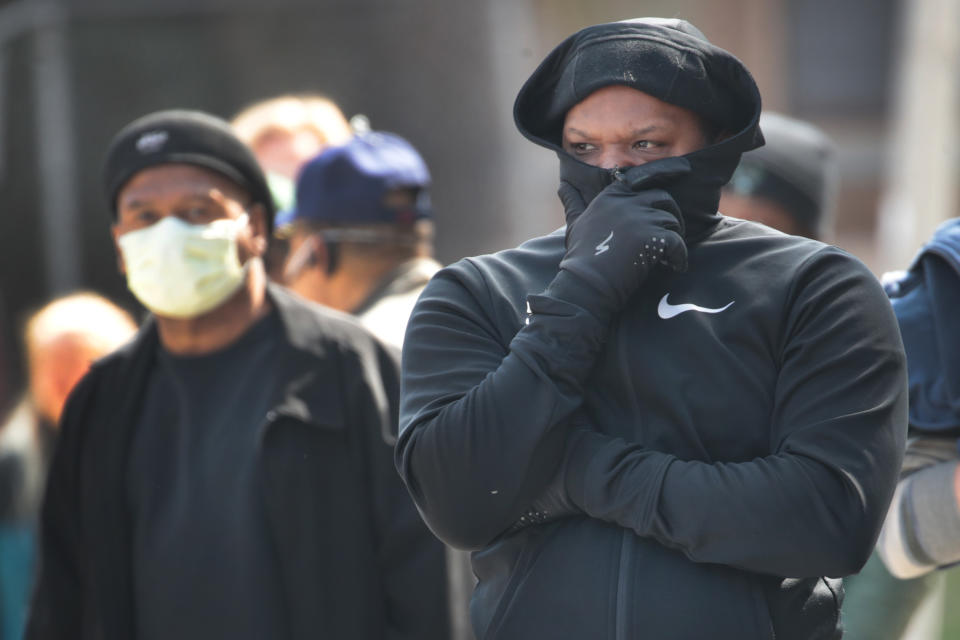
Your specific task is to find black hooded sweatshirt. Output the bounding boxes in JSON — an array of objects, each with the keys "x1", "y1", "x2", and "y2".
[{"x1": 396, "y1": 19, "x2": 907, "y2": 640}]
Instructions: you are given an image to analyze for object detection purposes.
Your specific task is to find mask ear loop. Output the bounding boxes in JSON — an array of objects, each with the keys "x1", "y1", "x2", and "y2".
[{"x1": 281, "y1": 235, "x2": 318, "y2": 284}]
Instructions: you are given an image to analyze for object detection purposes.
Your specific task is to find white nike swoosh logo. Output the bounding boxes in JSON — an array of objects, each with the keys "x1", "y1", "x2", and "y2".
[
  {"x1": 657, "y1": 294, "x2": 734, "y2": 319},
  {"x1": 595, "y1": 231, "x2": 613, "y2": 255}
]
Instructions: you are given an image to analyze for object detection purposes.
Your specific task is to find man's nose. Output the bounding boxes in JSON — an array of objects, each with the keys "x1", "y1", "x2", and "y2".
[{"x1": 596, "y1": 149, "x2": 642, "y2": 170}]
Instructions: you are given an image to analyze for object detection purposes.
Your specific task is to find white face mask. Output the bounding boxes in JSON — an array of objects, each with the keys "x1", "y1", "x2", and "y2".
[{"x1": 118, "y1": 214, "x2": 250, "y2": 319}]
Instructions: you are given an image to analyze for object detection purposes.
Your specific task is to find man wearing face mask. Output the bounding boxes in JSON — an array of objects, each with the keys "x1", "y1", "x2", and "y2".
[
  {"x1": 395, "y1": 18, "x2": 908, "y2": 639},
  {"x1": 26, "y1": 110, "x2": 448, "y2": 640}
]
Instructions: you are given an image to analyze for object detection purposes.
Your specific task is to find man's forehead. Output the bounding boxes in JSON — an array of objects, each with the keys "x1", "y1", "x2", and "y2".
[{"x1": 118, "y1": 163, "x2": 246, "y2": 203}]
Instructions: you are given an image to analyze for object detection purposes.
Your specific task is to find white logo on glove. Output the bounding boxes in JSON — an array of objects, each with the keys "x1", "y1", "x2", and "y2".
[{"x1": 595, "y1": 231, "x2": 613, "y2": 256}]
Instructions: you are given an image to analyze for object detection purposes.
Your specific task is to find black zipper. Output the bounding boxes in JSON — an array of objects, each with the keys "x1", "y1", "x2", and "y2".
[{"x1": 615, "y1": 530, "x2": 634, "y2": 640}]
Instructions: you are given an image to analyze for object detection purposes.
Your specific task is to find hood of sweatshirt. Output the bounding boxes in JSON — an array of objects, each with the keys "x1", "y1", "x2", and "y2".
[{"x1": 514, "y1": 18, "x2": 764, "y2": 239}]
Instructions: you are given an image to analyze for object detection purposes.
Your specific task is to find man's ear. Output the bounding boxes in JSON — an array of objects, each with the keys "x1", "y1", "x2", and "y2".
[
  {"x1": 248, "y1": 203, "x2": 270, "y2": 257},
  {"x1": 111, "y1": 224, "x2": 126, "y2": 275}
]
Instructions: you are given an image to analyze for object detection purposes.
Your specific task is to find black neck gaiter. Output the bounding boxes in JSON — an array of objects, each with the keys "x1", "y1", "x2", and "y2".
[{"x1": 556, "y1": 141, "x2": 743, "y2": 242}]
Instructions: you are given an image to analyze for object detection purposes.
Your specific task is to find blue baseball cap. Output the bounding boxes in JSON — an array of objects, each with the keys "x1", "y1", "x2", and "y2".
[{"x1": 276, "y1": 131, "x2": 431, "y2": 229}]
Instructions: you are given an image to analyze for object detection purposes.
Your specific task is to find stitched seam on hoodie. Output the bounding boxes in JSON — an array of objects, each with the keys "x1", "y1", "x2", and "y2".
[
  {"x1": 572, "y1": 49, "x2": 583, "y2": 104},
  {"x1": 574, "y1": 34, "x2": 699, "y2": 105},
  {"x1": 575, "y1": 32, "x2": 713, "y2": 63},
  {"x1": 614, "y1": 531, "x2": 633, "y2": 640}
]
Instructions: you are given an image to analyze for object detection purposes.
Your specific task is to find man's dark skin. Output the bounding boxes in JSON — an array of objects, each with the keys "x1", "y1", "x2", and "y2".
[{"x1": 561, "y1": 84, "x2": 713, "y2": 168}]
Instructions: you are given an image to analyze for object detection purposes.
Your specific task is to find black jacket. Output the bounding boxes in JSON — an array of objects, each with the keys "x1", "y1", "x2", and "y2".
[
  {"x1": 396, "y1": 19, "x2": 908, "y2": 640},
  {"x1": 26, "y1": 284, "x2": 448, "y2": 640}
]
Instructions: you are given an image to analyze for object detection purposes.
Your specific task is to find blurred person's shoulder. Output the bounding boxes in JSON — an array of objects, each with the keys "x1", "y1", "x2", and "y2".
[
  {"x1": 79, "y1": 318, "x2": 156, "y2": 379},
  {"x1": 714, "y1": 214, "x2": 824, "y2": 248},
  {"x1": 266, "y1": 283, "x2": 400, "y2": 365},
  {"x1": 714, "y1": 214, "x2": 868, "y2": 271}
]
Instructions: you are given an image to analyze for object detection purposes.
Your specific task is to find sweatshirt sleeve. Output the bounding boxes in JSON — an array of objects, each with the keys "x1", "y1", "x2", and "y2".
[
  {"x1": 563, "y1": 247, "x2": 909, "y2": 578},
  {"x1": 395, "y1": 261, "x2": 611, "y2": 550},
  {"x1": 876, "y1": 436, "x2": 960, "y2": 579}
]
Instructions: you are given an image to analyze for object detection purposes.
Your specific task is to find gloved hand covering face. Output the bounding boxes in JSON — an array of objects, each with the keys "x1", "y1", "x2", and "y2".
[{"x1": 558, "y1": 157, "x2": 691, "y2": 311}]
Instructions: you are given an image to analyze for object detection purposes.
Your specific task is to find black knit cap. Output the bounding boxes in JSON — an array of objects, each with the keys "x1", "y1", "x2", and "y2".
[
  {"x1": 103, "y1": 109, "x2": 276, "y2": 229},
  {"x1": 726, "y1": 112, "x2": 838, "y2": 236}
]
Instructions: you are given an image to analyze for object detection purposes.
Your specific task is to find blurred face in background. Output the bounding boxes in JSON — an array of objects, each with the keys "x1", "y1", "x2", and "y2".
[
  {"x1": 232, "y1": 95, "x2": 354, "y2": 181},
  {"x1": 231, "y1": 95, "x2": 354, "y2": 281},
  {"x1": 718, "y1": 191, "x2": 811, "y2": 238},
  {"x1": 25, "y1": 293, "x2": 137, "y2": 425},
  {"x1": 29, "y1": 334, "x2": 101, "y2": 425},
  {"x1": 251, "y1": 128, "x2": 328, "y2": 180}
]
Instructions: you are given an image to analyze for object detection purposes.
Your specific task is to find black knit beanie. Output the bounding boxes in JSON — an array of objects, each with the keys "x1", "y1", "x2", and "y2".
[
  {"x1": 726, "y1": 112, "x2": 838, "y2": 236},
  {"x1": 103, "y1": 109, "x2": 276, "y2": 229}
]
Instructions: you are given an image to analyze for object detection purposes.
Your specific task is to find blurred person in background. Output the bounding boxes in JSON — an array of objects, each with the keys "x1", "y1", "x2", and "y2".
[
  {"x1": 279, "y1": 131, "x2": 441, "y2": 348},
  {"x1": 0, "y1": 293, "x2": 136, "y2": 640},
  {"x1": 232, "y1": 94, "x2": 354, "y2": 280},
  {"x1": 279, "y1": 131, "x2": 470, "y2": 638},
  {"x1": 720, "y1": 111, "x2": 838, "y2": 241},
  {"x1": 844, "y1": 218, "x2": 960, "y2": 640},
  {"x1": 0, "y1": 296, "x2": 11, "y2": 417},
  {"x1": 26, "y1": 109, "x2": 447, "y2": 640},
  {"x1": 395, "y1": 17, "x2": 907, "y2": 639},
  {"x1": 232, "y1": 93, "x2": 353, "y2": 187}
]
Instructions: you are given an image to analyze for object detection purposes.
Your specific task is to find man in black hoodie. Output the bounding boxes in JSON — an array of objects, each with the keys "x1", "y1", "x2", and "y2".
[{"x1": 396, "y1": 18, "x2": 908, "y2": 640}]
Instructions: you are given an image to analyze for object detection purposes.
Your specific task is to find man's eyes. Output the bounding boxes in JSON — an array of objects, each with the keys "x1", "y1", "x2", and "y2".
[
  {"x1": 565, "y1": 140, "x2": 665, "y2": 156},
  {"x1": 181, "y1": 207, "x2": 217, "y2": 223},
  {"x1": 122, "y1": 207, "x2": 220, "y2": 226},
  {"x1": 132, "y1": 210, "x2": 160, "y2": 225}
]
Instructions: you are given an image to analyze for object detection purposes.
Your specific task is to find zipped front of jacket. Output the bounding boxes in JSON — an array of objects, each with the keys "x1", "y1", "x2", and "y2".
[{"x1": 614, "y1": 531, "x2": 634, "y2": 640}]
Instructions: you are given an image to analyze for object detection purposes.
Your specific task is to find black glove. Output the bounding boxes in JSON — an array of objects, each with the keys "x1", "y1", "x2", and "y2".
[
  {"x1": 557, "y1": 158, "x2": 691, "y2": 312},
  {"x1": 506, "y1": 422, "x2": 592, "y2": 534}
]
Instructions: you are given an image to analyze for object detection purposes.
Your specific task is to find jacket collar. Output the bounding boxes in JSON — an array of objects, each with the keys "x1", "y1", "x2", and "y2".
[
  {"x1": 118, "y1": 282, "x2": 334, "y2": 358},
  {"x1": 114, "y1": 284, "x2": 347, "y2": 429}
]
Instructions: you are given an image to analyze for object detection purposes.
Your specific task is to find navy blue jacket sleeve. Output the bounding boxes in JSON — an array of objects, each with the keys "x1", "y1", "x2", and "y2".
[
  {"x1": 563, "y1": 248, "x2": 909, "y2": 577},
  {"x1": 395, "y1": 261, "x2": 610, "y2": 549}
]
